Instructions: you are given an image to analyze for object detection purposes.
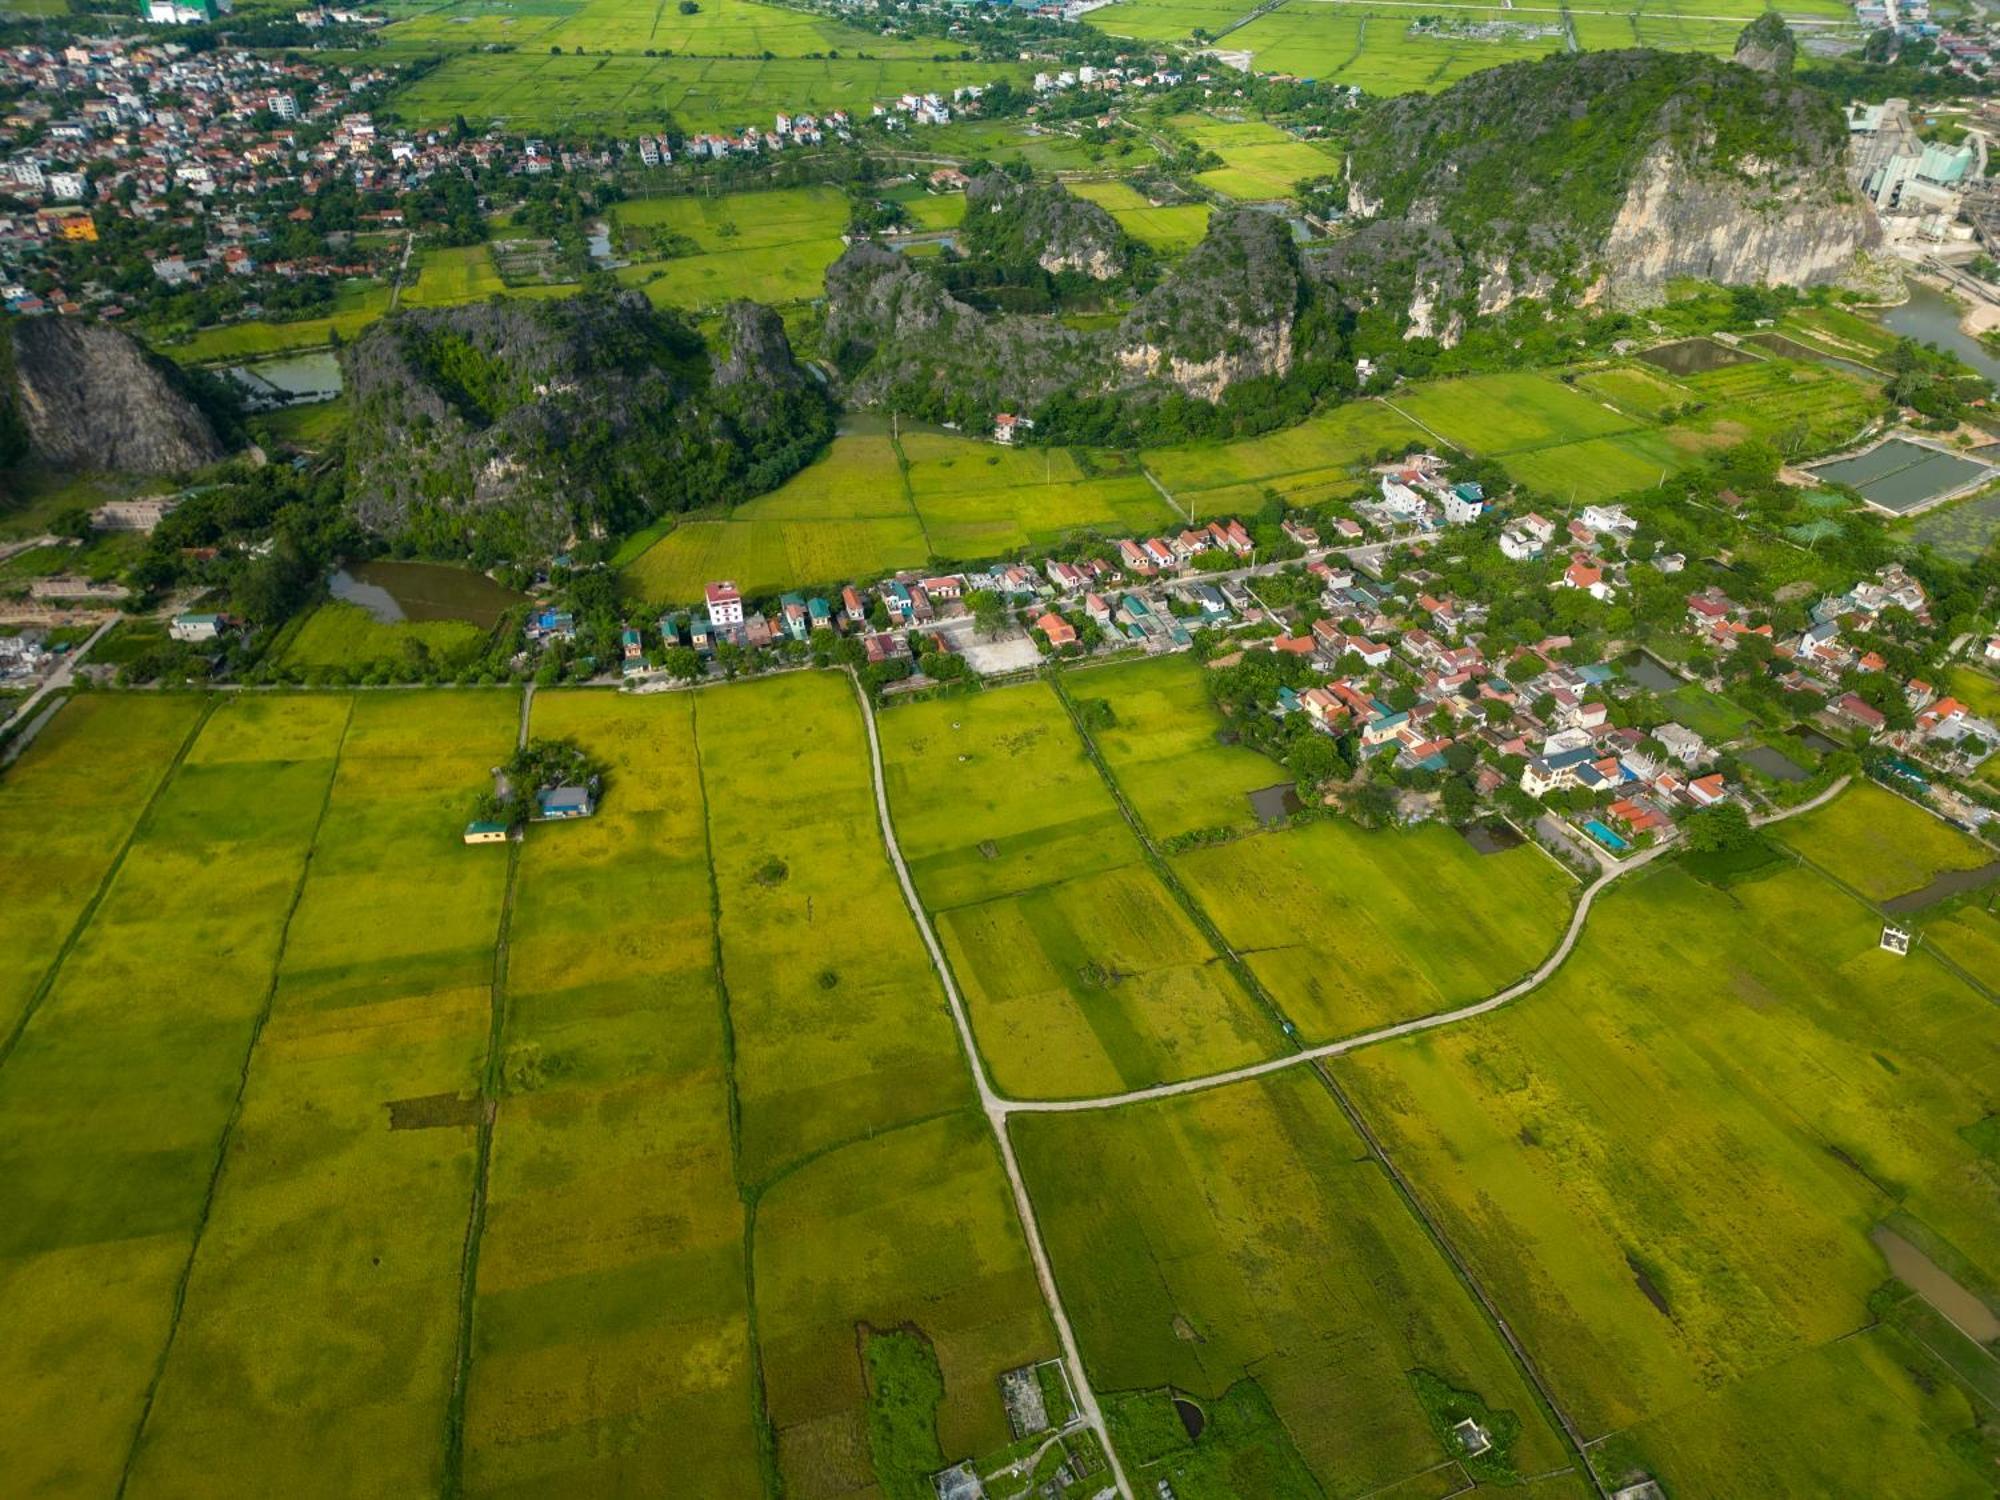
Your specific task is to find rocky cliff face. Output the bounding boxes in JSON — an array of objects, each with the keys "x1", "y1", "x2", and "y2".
[
  {"x1": 823, "y1": 241, "x2": 1097, "y2": 414},
  {"x1": 1732, "y1": 12, "x2": 1797, "y2": 75},
  {"x1": 1114, "y1": 209, "x2": 1301, "y2": 399},
  {"x1": 826, "y1": 208, "x2": 1310, "y2": 415},
  {"x1": 5, "y1": 318, "x2": 225, "y2": 474},
  {"x1": 962, "y1": 171, "x2": 1127, "y2": 280},
  {"x1": 344, "y1": 291, "x2": 830, "y2": 557},
  {"x1": 1327, "y1": 45, "x2": 1877, "y2": 341}
]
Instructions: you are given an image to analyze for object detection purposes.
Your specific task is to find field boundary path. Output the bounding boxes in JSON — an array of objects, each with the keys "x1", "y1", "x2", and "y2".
[
  {"x1": 847, "y1": 669, "x2": 1136, "y2": 1500},
  {"x1": 999, "y1": 775, "x2": 1851, "y2": 1115}
]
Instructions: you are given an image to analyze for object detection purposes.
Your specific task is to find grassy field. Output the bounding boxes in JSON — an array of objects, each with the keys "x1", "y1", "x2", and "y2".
[
  {"x1": 1015, "y1": 1069, "x2": 1578, "y2": 1496},
  {"x1": 278, "y1": 601, "x2": 490, "y2": 674},
  {"x1": 0, "y1": 695, "x2": 204, "y2": 1038},
  {"x1": 0, "y1": 694, "x2": 351, "y2": 1495},
  {"x1": 755, "y1": 1112, "x2": 1057, "y2": 1496},
  {"x1": 900, "y1": 429, "x2": 1174, "y2": 559},
  {"x1": 1177, "y1": 817, "x2": 1575, "y2": 1043},
  {"x1": 1772, "y1": 780, "x2": 1995, "y2": 901},
  {"x1": 400, "y1": 243, "x2": 511, "y2": 307},
  {"x1": 1066, "y1": 179, "x2": 1213, "y2": 252},
  {"x1": 385, "y1": 0, "x2": 943, "y2": 55},
  {"x1": 126, "y1": 693, "x2": 515, "y2": 1495},
  {"x1": 614, "y1": 185, "x2": 847, "y2": 308},
  {"x1": 695, "y1": 671, "x2": 972, "y2": 1184},
  {"x1": 1169, "y1": 116, "x2": 1341, "y2": 200},
  {"x1": 1334, "y1": 851, "x2": 2000, "y2": 1492},
  {"x1": 882, "y1": 684, "x2": 1281, "y2": 1098},
  {"x1": 1227, "y1": 5, "x2": 1567, "y2": 94},
  {"x1": 159, "y1": 280, "x2": 392, "y2": 363},
  {"x1": 1392, "y1": 372, "x2": 1638, "y2": 455},
  {"x1": 1142, "y1": 398, "x2": 1428, "y2": 515},
  {"x1": 465, "y1": 689, "x2": 761, "y2": 1496}
]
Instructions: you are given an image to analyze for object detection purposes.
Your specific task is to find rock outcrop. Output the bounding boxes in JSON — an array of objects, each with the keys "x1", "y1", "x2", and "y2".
[
  {"x1": 4, "y1": 318, "x2": 225, "y2": 474},
  {"x1": 1326, "y1": 48, "x2": 1878, "y2": 341},
  {"x1": 962, "y1": 171, "x2": 1127, "y2": 280},
  {"x1": 1732, "y1": 12, "x2": 1797, "y2": 75},
  {"x1": 1114, "y1": 210, "x2": 1302, "y2": 399},
  {"x1": 343, "y1": 290, "x2": 830, "y2": 556}
]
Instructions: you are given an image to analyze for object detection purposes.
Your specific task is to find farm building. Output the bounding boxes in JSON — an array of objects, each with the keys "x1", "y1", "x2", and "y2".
[{"x1": 534, "y1": 785, "x2": 597, "y2": 820}]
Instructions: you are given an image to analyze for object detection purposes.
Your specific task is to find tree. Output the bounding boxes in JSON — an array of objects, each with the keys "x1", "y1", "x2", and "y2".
[
  {"x1": 1346, "y1": 781, "x2": 1397, "y2": 829},
  {"x1": 678, "y1": 0, "x2": 699, "y2": 9},
  {"x1": 966, "y1": 588, "x2": 1007, "y2": 640},
  {"x1": 1441, "y1": 776, "x2": 1478, "y2": 826},
  {"x1": 1682, "y1": 801, "x2": 1754, "y2": 854},
  {"x1": 664, "y1": 645, "x2": 702, "y2": 681},
  {"x1": 53, "y1": 505, "x2": 93, "y2": 542}
]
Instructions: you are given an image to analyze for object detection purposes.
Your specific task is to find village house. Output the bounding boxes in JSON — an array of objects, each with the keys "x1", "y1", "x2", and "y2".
[{"x1": 705, "y1": 580, "x2": 744, "y2": 628}]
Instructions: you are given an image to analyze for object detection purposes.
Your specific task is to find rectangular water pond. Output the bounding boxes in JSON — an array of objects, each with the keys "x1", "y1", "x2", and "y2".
[
  {"x1": 1636, "y1": 336, "x2": 1760, "y2": 375},
  {"x1": 1810, "y1": 439, "x2": 1996, "y2": 515}
]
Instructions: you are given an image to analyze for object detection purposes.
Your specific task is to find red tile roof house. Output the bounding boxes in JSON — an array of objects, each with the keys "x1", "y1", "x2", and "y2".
[
  {"x1": 1832, "y1": 693, "x2": 1886, "y2": 733},
  {"x1": 1143, "y1": 538, "x2": 1177, "y2": 570},
  {"x1": 842, "y1": 586, "x2": 865, "y2": 624},
  {"x1": 1687, "y1": 773, "x2": 1728, "y2": 807},
  {"x1": 1269, "y1": 635, "x2": 1317, "y2": 656},
  {"x1": 1118, "y1": 538, "x2": 1154, "y2": 575},
  {"x1": 1034, "y1": 612, "x2": 1077, "y2": 648}
]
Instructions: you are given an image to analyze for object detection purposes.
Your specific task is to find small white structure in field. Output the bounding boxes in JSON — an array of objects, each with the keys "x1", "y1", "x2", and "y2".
[
  {"x1": 1451, "y1": 1418, "x2": 1493, "y2": 1457},
  {"x1": 1881, "y1": 924, "x2": 1912, "y2": 955}
]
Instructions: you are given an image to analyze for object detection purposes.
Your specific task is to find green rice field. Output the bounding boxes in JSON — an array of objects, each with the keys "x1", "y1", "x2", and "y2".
[
  {"x1": 1772, "y1": 779, "x2": 1995, "y2": 902},
  {"x1": 1142, "y1": 398, "x2": 1428, "y2": 515},
  {"x1": 1066, "y1": 180, "x2": 1213, "y2": 252},
  {"x1": 277, "y1": 601, "x2": 490, "y2": 674},
  {"x1": 613, "y1": 186, "x2": 847, "y2": 309},
  {"x1": 1168, "y1": 116, "x2": 1341, "y2": 200}
]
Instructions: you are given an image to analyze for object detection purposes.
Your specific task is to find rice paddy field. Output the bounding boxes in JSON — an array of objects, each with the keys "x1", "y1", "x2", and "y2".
[
  {"x1": 881, "y1": 683, "x2": 1282, "y2": 1098},
  {"x1": 1065, "y1": 653, "x2": 1291, "y2": 841},
  {"x1": 1333, "y1": 818, "x2": 2000, "y2": 1494},
  {"x1": 1772, "y1": 779, "x2": 1996, "y2": 901},
  {"x1": 276, "y1": 600, "x2": 491, "y2": 674},
  {"x1": 621, "y1": 428, "x2": 1175, "y2": 604},
  {"x1": 399, "y1": 243, "x2": 512, "y2": 307},
  {"x1": 612, "y1": 185, "x2": 847, "y2": 309},
  {"x1": 1014, "y1": 1069, "x2": 1582, "y2": 1496},
  {"x1": 159, "y1": 280, "x2": 393, "y2": 363},
  {"x1": 1167, "y1": 116, "x2": 1342, "y2": 200},
  {"x1": 1141, "y1": 398, "x2": 1429, "y2": 516},
  {"x1": 1066, "y1": 179, "x2": 1213, "y2": 252},
  {"x1": 1177, "y1": 817, "x2": 1575, "y2": 1042},
  {"x1": 0, "y1": 675, "x2": 1073, "y2": 1498},
  {"x1": 389, "y1": 51, "x2": 1022, "y2": 135},
  {"x1": 0, "y1": 693, "x2": 203, "y2": 1039},
  {"x1": 384, "y1": 0, "x2": 925, "y2": 53}
]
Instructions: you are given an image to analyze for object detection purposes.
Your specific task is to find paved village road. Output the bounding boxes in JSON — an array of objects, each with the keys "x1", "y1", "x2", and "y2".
[
  {"x1": 1000, "y1": 775, "x2": 1854, "y2": 1117},
  {"x1": 847, "y1": 670, "x2": 1136, "y2": 1500}
]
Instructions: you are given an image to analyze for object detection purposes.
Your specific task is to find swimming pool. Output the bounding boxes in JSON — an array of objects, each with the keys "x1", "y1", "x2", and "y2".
[{"x1": 1584, "y1": 819, "x2": 1630, "y2": 852}]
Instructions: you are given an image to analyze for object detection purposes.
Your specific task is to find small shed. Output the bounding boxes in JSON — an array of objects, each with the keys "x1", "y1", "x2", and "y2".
[
  {"x1": 1451, "y1": 1417, "x2": 1493, "y2": 1458},
  {"x1": 463, "y1": 820, "x2": 509, "y2": 846}
]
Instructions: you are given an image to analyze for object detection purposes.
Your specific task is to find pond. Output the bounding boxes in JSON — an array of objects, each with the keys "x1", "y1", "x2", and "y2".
[
  {"x1": 1792, "y1": 727, "x2": 1843, "y2": 757},
  {"x1": 1619, "y1": 650, "x2": 1680, "y2": 694},
  {"x1": 1738, "y1": 744, "x2": 1810, "y2": 784},
  {"x1": 1172, "y1": 1396, "x2": 1206, "y2": 1441},
  {"x1": 1871, "y1": 1225, "x2": 2000, "y2": 1341},
  {"x1": 1461, "y1": 819, "x2": 1524, "y2": 854},
  {"x1": 227, "y1": 350, "x2": 343, "y2": 407},
  {"x1": 328, "y1": 560, "x2": 523, "y2": 628},
  {"x1": 1248, "y1": 783, "x2": 1303, "y2": 826},
  {"x1": 1742, "y1": 331, "x2": 1881, "y2": 381},
  {"x1": 1636, "y1": 336, "x2": 1759, "y2": 376},
  {"x1": 1877, "y1": 281, "x2": 2000, "y2": 384},
  {"x1": 1880, "y1": 858, "x2": 2000, "y2": 913},
  {"x1": 1808, "y1": 438, "x2": 1996, "y2": 515}
]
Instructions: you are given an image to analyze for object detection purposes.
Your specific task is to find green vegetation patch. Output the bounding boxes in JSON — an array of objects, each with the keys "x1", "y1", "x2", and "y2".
[
  {"x1": 862, "y1": 1328, "x2": 949, "y2": 1500},
  {"x1": 278, "y1": 600, "x2": 489, "y2": 674}
]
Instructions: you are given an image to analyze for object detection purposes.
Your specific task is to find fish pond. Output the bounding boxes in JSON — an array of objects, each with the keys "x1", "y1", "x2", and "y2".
[
  {"x1": 1637, "y1": 336, "x2": 1759, "y2": 376},
  {"x1": 1809, "y1": 438, "x2": 1997, "y2": 515},
  {"x1": 327, "y1": 559, "x2": 523, "y2": 628}
]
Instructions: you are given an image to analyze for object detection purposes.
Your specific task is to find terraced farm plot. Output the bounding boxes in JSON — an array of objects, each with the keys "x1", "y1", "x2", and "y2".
[
  {"x1": 1334, "y1": 855, "x2": 2000, "y2": 1491},
  {"x1": 126, "y1": 693, "x2": 516, "y2": 1496},
  {"x1": 0, "y1": 693, "x2": 350, "y2": 1495},
  {"x1": 755, "y1": 1112, "x2": 1057, "y2": 1497},
  {"x1": 1176, "y1": 817, "x2": 1575, "y2": 1042},
  {"x1": 1574, "y1": 362, "x2": 1697, "y2": 420},
  {"x1": 696, "y1": 671, "x2": 971, "y2": 1183},
  {"x1": 0, "y1": 694, "x2": 203, "y2": 1036},
  {"x1": 1772, "y1": 780, "x2": 1996, "y2": 902},
  {"x1": 465, "y1": 689, "x2": 760, "y2": 1497},
  {"x1": 1073, "y1": 654, "x2": 1290, "y2": 840},
  {"x1": 1015, "y1": 1070, "x2": 1577, "y2": 1497},
  {"x1": 391, "y1": 52, "x2": 1022, "y2": 135},
  {"x1": 1169, "y1": 116, "x2": 1342, "y2": 200},
  {"x1": 1142, "y1": 396, "x2": 1427, "y2": 515},
  {"x1": 1679, "y1": 358, "x2": 1881, "y2": 451},
  {"x1": 1066, "y1": 179, "x2": 1212, "y2": 252},
  {"x1": 884, "y1": 685, "x2": 1280, "y2": 1098}
]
